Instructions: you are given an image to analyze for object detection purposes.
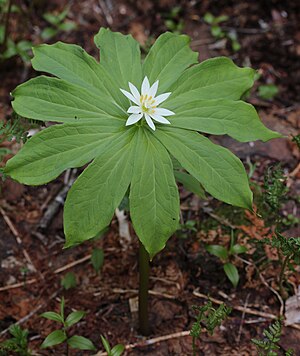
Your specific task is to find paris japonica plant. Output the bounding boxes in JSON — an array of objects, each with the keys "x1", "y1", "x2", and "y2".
[{"x1": 4, "y1": 28, "x2": 281, "y2": 335}]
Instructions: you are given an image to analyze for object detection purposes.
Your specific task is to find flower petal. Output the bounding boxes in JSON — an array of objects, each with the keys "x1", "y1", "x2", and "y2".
[
  {"x1": 154, "y1": 108, "x2": 175, "y2": 116},
  {"x1": 129, "y1": 82, "x2": 141, "y2": 101},
  {"x1": 127, "y1": 106, "x2": 142, "y2": 114},
  {"x1": 144, "y1": 113, "x2": 156, "y2": 131},
  {"x1": 154, "y1": 92, "x2": 171, "y2": 105},
  {"x1": 141, "y1": 76, "x2": 150, "y2": 95},
  {"x1": 148, "y1": 80, "x2": 159, "y2": 98},
  {"x1": 120, "y1": 89, "x2": 139, "y2": 105},
  {"x1": 150, "y1": 114, "x2": 171, "y2": 124},
  {"x1": 126, "y1": 113, "x2": 143, "y2": 126}
]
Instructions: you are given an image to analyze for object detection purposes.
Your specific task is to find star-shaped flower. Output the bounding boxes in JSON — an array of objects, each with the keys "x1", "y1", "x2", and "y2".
[{"x1": 120, "y1": 76, "x2": 174, "y2": 131}]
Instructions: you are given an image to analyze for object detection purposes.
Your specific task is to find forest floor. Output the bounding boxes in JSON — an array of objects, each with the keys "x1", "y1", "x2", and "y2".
[{"x1": 0, "y1": 0, "x2": 300, "y2": 355}]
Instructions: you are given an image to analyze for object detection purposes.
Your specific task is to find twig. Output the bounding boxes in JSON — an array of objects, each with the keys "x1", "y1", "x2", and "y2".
[
  {"x1": 95, "y1": 330, "x2": 191, "y2": 355},
  {"x1": 0, "y1": 254, "x2": 91, "y2": 292},
  {"x1": 202, "y1": 207, "x2": 236, "y2": 229},
  {"x1": 2, "y1": 0, "x2": 12, "y2": 50},
  {"x1": 98, "y1": 0, "x2": 113, "y2": 26},
  {"x1": 237, "y1": 293, "x2": 250, "y2": 343},
  {"x1": 94, "y1": 288, "x2": 176, "y2": 300},
  {"x1": 0, "y1": 207, "x2": 37, "y2": 273},
  {"x1": 0, "y1": 289, "x2": 60, "y2": 336}
]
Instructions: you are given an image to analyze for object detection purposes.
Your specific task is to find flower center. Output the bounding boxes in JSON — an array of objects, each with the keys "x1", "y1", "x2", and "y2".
[{"x1": 140, "y1": 94, "x2": 156, "y2": 114}]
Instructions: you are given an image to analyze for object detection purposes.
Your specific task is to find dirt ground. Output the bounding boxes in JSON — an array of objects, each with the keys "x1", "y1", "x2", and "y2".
[{"x1": 0, "y1": 0, "x2": 300, "y2": 355}]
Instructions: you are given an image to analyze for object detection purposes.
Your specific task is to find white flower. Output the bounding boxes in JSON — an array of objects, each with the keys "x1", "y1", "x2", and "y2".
[{"x1": 120, "y1": 76, "x2": 175, "y2": 131}]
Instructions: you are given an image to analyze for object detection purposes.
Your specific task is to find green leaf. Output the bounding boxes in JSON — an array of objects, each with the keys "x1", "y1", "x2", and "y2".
[
  {"x1": 31, "y1": 42, "x2": 125, "y2": 111},
  {"x1": 65, "y1": 311, "x2": 85, "y2": 328},
  {"x1": 223, "y1": 262, "x2": 239, "y2": 287},
  {"x1": 143, "y1": 32, "x2": 198, "y2": 93},
  {"x1": 206, "y1": 245, "x2": 228, "y2": 260},
  {"x1": 174, "y1": 171, "x2": 206, "y2": 199},
  {"x1": 258, "y1": 84, "x2": 279, "y2": 100},
  {"x1": 155, "y1": 127, "x2": 253, "y2": 210},
  {"x1": 40, "y1": 312, "x2": 64, "y2": 323},
  {"x1": 64, "y1": 129, "x2": 136, "y2": 247},
  {"x1": 169, "y1": 99, "x2": 281, "y2": 142},
  {"x1": 41, "y1": 330, "x2": 67, "y2": 348},
  {"x1": 60, "y1": 297, "x2": 65, "y2": 319},
  {"x1": 91, "y1": 248, "x2": 104, "y2": 273},
  {"x1": 41, "y1": 27, "x2": 58, "y2": 40},
  {"x1": 4, "y1": 122, "x2": 125, "y2": 185},
  {"x1": 67, "y1": 335, "x2": 96, "y2": 350},
  {"x1": 11, "y1": 76, "x2": 123, "y2": 123},
  {"x1": 111, "y1": 344, "x2": 125, "y2": 356},
  {"x1": 94, "y1": 28, "x2": 142, "y2": 90},
  {"x1": 59, "y1": 21, "x2": 77, "y2": 32},
  {"x1": 129, "y1": 128, "x2": 180, "y2": 258},
  {"x1": 100, "y1": 335, "x2": 111, "y2": 353},
  {"x1": 166, "y1": 57, "x2": 255, "y2": 107},
  {"x1": 61, "y1": 272, "x2": 77, "y2": 290},
  {"x1": 230, "y1": 244, "x2": 247, "y2": 255}
]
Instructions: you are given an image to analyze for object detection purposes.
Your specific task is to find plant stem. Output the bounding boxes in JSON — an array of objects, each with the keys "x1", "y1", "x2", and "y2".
[
  {"x1": 2, "y1": 0, "x2": 13, "y2": 49},
  {"x1": 138, "y1": 241, "x2": 150, "y2": 336},
  {"x1": 279, "y1": 254, "x2": 290, "y2": 298}
]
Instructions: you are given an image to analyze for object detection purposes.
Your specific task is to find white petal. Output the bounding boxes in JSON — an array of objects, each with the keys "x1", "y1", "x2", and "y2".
[
  {"x1": 154, "y1": 92, "x2": 171, "y2": 105},
  {"x1": 141, "y1": 76, "x2": 150, "y2": 95},
  {"x1": 144, "y1": 113, "x2": 156, "y2": 131},
  {"x1": 126, "y1": 113, "x2": 143, "y2": 126},
  {"x1": 120, "y1": 89, "x2": 139, "y2": 105},
  {"x1": 154, "y1": 108, "x2": 175, "y2": 116},
  {"x1": 129, "y1": 82, "x2": 141, "y2": 101},
  {"x1": 150, "y1": 114, "x2": 171, "y2": 124},
  {"x1": 127, "y1": 106, "x2": 141, "y2": 114},
  {"x1": 148, "y1": 80, "x2": 159, "y2": 98}
]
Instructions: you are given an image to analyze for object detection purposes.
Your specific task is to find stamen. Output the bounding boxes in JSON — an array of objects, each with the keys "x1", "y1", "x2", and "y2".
[
  {"x1": 149, "y1": 96, "x2": 152, "y2": 100},
  {"x1": 140, "y1": 95, "x2": 143, "y2": 102},
  {"x1": 145, "y1": 94, "x2": 148, "y2": 100}
]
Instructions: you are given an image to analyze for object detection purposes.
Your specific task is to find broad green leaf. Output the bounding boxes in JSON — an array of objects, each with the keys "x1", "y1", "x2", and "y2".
[
  {"x1": 41, "y1": 330, "x2": 67, "y2": 348},
  {"x1": 40, "y1": 312, "x2": 63, "y2": 323},
  {"x1": 94, "y1": 28, "x2": 142, "y2": 90},
  {"x1": 223, "y1": 262, "x2": 239, "y2": 287},
  {"x1": 67, "y1": 335, "x2": 96, "y2": 350},
  {"x1": 4, "y1": 121, "x2": 125, "y2": 185},
  {"x1": 155, "y1": 127, "x2": 253, "y2": 210},
  {"x1": 206, "y1": 245, "x2": 228, "y2": 260},
  {"x1": 129, "y1": 128, "x2": 180, "y2": 258},
  {"x1": 169, "y1": 99, "x2": 282, "y2": 142},
  {"x1": 65, "y1": 311, "x2": 85, "y2": 328},
  {"x1": 166, "y1": 57, "x2": 255, "y2": 107},
  {"x1": 31, "y1": 42, "x2": 126, "y2": 112},
  {"x1": 143, "y1": 32, "x2": 198, "y2": 93},
  {"x1": 91, "y1": 248, "x2": 104, "y2": 273},
  {"x1": 174, "y1": 171, "x2": 206, "y2": 199},
  {"x1": 230, "y1": 244, "x2": 247, "y2": 255},
  {"x1": 64, "y1": 129, "x2": 136, "y2": 246},
  {"x1": 111, "y1": 344, "x2": 125, "y2": 356},
  {"x1": 12, "y1": 76, "x2": 124, "y2": 123}
]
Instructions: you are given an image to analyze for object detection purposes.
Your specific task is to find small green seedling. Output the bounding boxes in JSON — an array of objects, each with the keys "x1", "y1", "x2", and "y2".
[
  {"x1": 251, "y1": 319, "x2": 294, "y2": 356},
  {"x1": 41, "y1": 297, "x2": 96, "y2": 351},
  {"x1": 41, "y1": 7, "x2": 76, "y2": 40},
  {"x1": 190, "y1": 300, "x2": 231, "y2": 356},
  {"x1": 61, "y1": 272, "x2": 77, "y2": 290},
  {"x1": 206, "y1": 231, "x2": 247, "y2": 287},
  {"x1": 100, "y1": 335, "x2": 124, "y2": 356},
  {"x1": 0, "y1": 325, "x2": 32, "y2": 356},
  {"x1": 91, "y1": 247, "x2": 104, "y2": 273},
  {"x1": 163, "y1": 6, "x2": 184, "y2": 35},
  {"x1": 258, "y1": 84, "x2": 279, "y2": 100},
  {"x1": 204, "y1": 12, "x2": 241, "y2": 51}
]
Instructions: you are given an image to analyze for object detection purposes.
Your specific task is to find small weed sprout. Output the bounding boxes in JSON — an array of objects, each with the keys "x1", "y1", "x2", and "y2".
[
  {"x1": 40, "y1": 297, "x2": 96, "y2": 351},
  {"x1": 190, "y1": 300, "x2": 231, "y2": 355},
  {"x1": 251, "y1": 319, "x2": 294, "y2": 356},
  {"x1": 100, "y1": 335, "x2": 125, "y2": 356},
  {"x1": 206, "y1": 231, "x2": 247, "y2": 287},
  {"x1": 61, "y1": 272, "x2": 77, "y2": 290},
  {"x1": 0, "y1": 325, "x2": 32, "y2": 356}
]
